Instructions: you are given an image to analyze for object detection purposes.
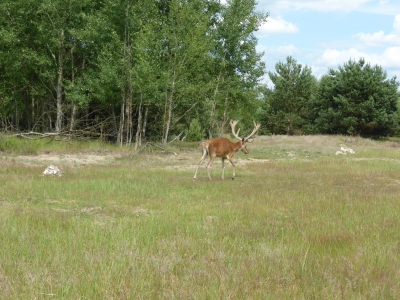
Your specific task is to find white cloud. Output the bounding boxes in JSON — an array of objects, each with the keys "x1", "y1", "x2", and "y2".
[
  {"x1": 273, "y1": 0, "x2": 370, "y2": 13},
  {"x1": 275, "y1": 45, "x2": 301, "y2": 56},
  {"x1": 316, "y1": 46, "x2": 400, "y2": 70},
  {"x1": 394, "y1": 14, "x2": 400, "y2": 32},
  {"x1": 377, "y1": 47, "x2": 400, "y2": 68},
  {"x1": 256, "y1": 3, "x2": 400, "y2": 83},
  {"x1": 257, "y1": 0, "x2": 400, "y2": 15},
  {"x1": 257, "y1": 16, "x2": 299, "y2": 36},
  {"x1": 309, "y1": 46, "x2": 400, "y2": 80},
  {"x1": 354, "y1": 31, "x2": 400, "y2": 46},
  {"x1": 311, "y1": 13, "x2": 400, "y2": 79},
  {"x1": 317, "y1": 48, "x2": 364, "y2": 67},
  {"x1": 353, "y1": 14, "x2": 400, "y2": 46},
  {"x1": 258, "y1": 44, "x2": 300, "y2": 59}
]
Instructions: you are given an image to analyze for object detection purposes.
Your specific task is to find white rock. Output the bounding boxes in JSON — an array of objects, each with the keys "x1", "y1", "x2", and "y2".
[{"x1": 43, "y1": 165, "x2": 62, "y2": 176}]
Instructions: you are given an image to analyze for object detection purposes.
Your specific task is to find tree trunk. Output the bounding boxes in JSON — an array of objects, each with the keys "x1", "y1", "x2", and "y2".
[
  {"x1": 69, "y1": 104, "x2": 77, "y2": 133},
  {"x1": 134, "y1": 94, "x2": 143, "y2": 151},
  {"x1": 117, "y1": 98, "x2": 125, "y2": 146},
  {"x1": 163, "y1": 70, "x2": 176, "y2": 144},
  {"x1": 125, "y1": 90, "x2": 133, "y2": 146},
  {"x1": 142, "y1": 106, "x2": 148, "y2": 140},
  {"x1": 24, "y1": 90, "x2": 32, "y2": 130},
  {"x1": 13, "y1": 101, "x2": 19, "y2": 131},
  {"x1": 123, "y1": 1, "x2": 133, "y2": 146},
  {"x1": 69, "y1": 47, "x2": 77, "y2": 134},
  {"x1": 110, "y1": 107, "x2": 118, "y2": 143},
  {"x1": 55, "y1": 68, "x2": 63, "y2": 133},
  {"x1": 31, "y1": 97, "x2": 35, "y2": 131},
  {"x1": 69, "y1": 46, "x2": 81, "y2": 134},
  {"x1": 55, "y1": 29, "x2": 64, "y2": 133},
  {"x1": 163, "y1": 93, "x2": 173, "y2": 144},
  {"x1": 209, "y1": 72, "x2": 222, "y2": 139},
  {"x1": 219, "y1": 96, "x2": 229, "y2": 137},
  {"x1": 286, "y1": 119, "x2": 292, "y2": 135}
]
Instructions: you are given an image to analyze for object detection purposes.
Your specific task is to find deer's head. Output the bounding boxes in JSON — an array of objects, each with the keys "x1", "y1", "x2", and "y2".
[{"x1": 230, "y1": 120, "x2": 261, "y2": 154}]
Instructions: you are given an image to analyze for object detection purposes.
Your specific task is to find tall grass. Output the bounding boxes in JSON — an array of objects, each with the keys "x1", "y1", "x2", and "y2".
[{"x1": 0, "y1": 135, "x2": 399, "y2": 298}]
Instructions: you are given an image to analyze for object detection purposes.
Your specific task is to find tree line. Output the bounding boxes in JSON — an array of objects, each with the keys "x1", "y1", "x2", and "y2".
[
  {"x1": 0, "y1": 0, "x2": 267, "y2": 147},
  {"x1": 1, "y1": 0, "x2": 399, "y2": 147},
  {"x1": 262, "y1": 57, "x2": 400, "y2": 137}
]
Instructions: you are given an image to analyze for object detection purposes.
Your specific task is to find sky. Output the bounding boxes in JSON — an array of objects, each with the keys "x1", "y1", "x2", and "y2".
[{"x1": 249, "y1": 0, "x2": 400, "y2": 87}]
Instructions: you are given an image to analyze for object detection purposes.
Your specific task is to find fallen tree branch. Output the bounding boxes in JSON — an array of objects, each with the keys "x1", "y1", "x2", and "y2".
[
  {"x1": 168, "y1": 131, "x2": 184, "y2": 143},
  {"x1": 148, "y1": 142, "x2": 177, "y2": 156},
  {"x1": 11, "y1": 130, "x2": 113, "y2": 140},
  {"x1": 130, "y1": 142, "x2": 177, "y2": 156}
]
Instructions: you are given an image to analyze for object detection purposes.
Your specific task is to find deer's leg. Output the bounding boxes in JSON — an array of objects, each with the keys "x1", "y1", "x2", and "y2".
[
  {"x1": 193, "y1": 148, "x2": 208, "y2": 181},
  {"x1": 227, "y1": 158, "x2": 236, "y2": 180},
  {"x1": 206, "y1": 155, "x2": 216, "y2": 181},
  {"x1": 221, "y1": 158, "x2": 225, "y2": 180}
]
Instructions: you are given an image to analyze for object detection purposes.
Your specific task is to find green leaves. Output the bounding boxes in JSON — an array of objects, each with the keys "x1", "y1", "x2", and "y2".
[
  {"x1": 264, "y1": 56, "x2": 317, "y2": 135},
  {"x1": 314, "y1": 59, "x2": 400, "y2": 137},
  {"x1": 0, "y1": 0, "x2": 265, "y2": 141}
]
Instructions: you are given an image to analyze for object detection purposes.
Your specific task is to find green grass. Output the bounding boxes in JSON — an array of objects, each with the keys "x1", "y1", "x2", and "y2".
[
  {"x1": 0, "y1": 134, "x2": 122, "y2": 155},
  {"x1": 1, "y1": 135, "x2": 400, "y2": 298}
]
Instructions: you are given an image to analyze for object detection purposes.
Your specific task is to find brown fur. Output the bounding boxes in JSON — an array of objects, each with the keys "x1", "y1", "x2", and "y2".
[
  {"x1": 193, "y1": 138, "x2": 248, "y2": 181},
  {"x1": 193, "y1": 120, "x2": 260, "y2": 181}
]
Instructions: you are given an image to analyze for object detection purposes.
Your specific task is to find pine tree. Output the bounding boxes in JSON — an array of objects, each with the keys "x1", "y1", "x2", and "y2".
[
  {"x1": 265, "y1": 56, "x2": 317, "y2": 135},
  {"x1": 313, "y1": 58, "x2": 400, "y2": 137}
]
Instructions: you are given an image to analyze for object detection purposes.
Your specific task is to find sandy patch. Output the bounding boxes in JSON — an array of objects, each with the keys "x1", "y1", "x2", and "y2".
[{"x1": 15, "y1": 152, "x2": 121, "y2": 166}]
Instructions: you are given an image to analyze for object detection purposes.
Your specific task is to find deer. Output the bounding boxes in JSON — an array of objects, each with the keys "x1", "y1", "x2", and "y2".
[{"x1": 193, "y1": 120, "x2": 260, "y2": 181}]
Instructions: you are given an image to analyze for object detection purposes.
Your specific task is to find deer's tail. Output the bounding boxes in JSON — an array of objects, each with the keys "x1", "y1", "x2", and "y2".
[{"x1": 200, "y1": 141, "x2": 210, "y2": 155}]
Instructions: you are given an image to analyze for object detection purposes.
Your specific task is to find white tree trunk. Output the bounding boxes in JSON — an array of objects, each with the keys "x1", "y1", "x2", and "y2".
[{"x1": 55, "y1": 31, "x2": 64, "y2": 133}]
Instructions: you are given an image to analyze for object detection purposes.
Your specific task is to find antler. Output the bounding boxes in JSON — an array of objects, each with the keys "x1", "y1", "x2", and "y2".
[
  {"x1": 244, "y1": 121, "x2": 261, "y2": 142},
  {"x1": 230, "y1": 120, "x2": 242, "y2": 140},
  {"x1": 230, "y1": 120, "x2": 260, "y2": 142}
]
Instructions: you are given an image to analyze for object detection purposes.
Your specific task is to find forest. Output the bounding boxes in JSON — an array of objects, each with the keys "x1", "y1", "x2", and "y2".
[{"x1": 1, "y1": 0, "x2": 399, "y2": 148}]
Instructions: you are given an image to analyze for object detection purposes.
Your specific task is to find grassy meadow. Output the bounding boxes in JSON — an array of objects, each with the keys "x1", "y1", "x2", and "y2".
[{"x1": 0, "y1": 135, "x2": 400, "y2": 299}]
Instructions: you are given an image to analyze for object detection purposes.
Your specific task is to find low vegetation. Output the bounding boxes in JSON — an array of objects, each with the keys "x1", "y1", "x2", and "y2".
[{"x1": 1, "y1": 135, "x2": 400, "y2": 298}]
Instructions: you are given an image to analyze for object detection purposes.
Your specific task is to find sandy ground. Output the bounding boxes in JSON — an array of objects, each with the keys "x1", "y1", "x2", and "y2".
[
  {"x1": 0, "y1": 148, "x2": 272, "y2": 178},
  {"x1": 8, "y1": 152, "x2": 122, "y2": 167}
]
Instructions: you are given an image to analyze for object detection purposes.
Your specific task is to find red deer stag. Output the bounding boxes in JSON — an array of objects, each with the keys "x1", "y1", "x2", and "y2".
[{"x1": 193, "y1": 120, "x2": 260, "y2": 181}]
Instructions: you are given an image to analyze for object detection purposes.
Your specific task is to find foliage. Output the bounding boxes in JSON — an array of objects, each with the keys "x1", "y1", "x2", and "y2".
[
  {"x1": 263, "y1": 56, "x2": 317, "y2": 135},
  {"x1": 186, "y1": 119, "x2": 204, "y2": 142},
  {"x1": 312, "y1": 58, "x2": 400, "y2": 137},
  {"x1": 2, "y1": 0, "x2": 399, "y2": 140},
  {"x1": 0, "y1": 0, "x2": 268, "y2": 143},
  {"x1": 262, "y1": 57, "x2": 400, "y2": 137}
]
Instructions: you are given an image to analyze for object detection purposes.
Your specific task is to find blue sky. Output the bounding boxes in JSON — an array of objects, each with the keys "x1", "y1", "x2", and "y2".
[{"x1": 250, "y1": 0, "x2": 400, "y2": 87}]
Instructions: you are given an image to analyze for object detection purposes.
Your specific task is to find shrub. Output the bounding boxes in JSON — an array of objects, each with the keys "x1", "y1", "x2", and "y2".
[{"x1": 187, "y1": 119, "x2": 204, "y2": 142}]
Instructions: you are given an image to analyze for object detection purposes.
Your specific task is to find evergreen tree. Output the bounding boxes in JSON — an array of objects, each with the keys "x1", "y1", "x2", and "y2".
[
  {"x1": 264, "y1": 56, "x2": 317, "y2": 135},
  {"x1": 312, "y1": 58, "x2": 400, "y2": 137},
  {"x1": 187, "y1": 119, "x2": 204, "y2": 142}
]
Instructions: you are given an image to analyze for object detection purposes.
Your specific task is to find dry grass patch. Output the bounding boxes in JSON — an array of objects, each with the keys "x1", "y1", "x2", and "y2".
[{"x1": 0, "y1": 135, "x2": 400, "y2": 298}]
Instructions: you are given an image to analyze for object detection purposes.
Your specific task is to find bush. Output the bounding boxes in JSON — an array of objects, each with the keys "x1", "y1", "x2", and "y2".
[{"x1": 187, "y1": 119, "x2": 204, "y2": 142}]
